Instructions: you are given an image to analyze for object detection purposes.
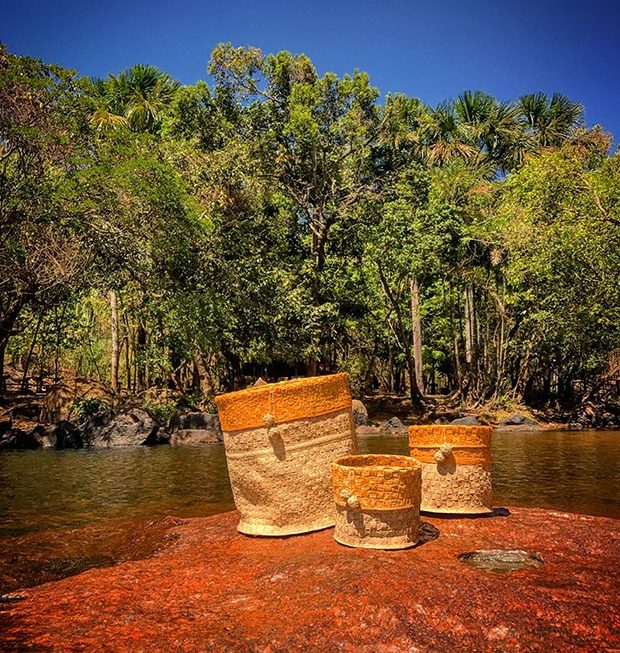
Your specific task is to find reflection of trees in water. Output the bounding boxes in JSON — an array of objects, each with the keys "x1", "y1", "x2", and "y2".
[{"x1": 491, "y1": 431, "x2": 620, "y2": 514}]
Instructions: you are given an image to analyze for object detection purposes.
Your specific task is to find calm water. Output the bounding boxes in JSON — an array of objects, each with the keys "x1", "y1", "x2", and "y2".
[{"x1": 1, "y1": 430, "x2": 618, "y2": 539}]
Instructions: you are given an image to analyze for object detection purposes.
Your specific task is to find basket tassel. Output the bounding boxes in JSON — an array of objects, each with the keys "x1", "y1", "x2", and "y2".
[
  {"x1": 434, "y1": 443, "x2": 453, "y2": 464},
  {"x1": 340, "y1": 489, "x2": 360, "y2": 509}
]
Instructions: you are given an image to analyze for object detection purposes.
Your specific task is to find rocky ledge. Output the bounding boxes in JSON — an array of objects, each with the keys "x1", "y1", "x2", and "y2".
[{"x1": 1, "y1": 508, "x2": 618, "y2": 652}]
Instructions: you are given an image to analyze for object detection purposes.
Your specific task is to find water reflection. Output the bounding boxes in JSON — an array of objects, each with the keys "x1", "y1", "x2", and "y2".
[
  {"x1": 0, "y1": 430, "x2": 618, "y2": 541},
  {"x1": 0, "y1": 446, "x2": 234, "y2": 538},
  {"x1": 358, "y1": 430, "x2": 620, "y2": 518}
]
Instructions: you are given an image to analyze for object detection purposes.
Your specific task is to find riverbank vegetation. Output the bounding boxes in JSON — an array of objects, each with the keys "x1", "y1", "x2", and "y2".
[{"x1": 1, "y1": 44, "x2": 619, "y2": 419}]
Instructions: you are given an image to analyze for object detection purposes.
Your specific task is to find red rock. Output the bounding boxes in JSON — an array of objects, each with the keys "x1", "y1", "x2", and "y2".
[{"x1": 1, "y1": 508, "x2": 618, "y2": 652}]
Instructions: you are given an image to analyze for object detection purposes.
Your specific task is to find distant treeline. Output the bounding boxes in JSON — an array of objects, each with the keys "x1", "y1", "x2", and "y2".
[{"x1": 1, "y1": 43, "x2": 619, "y2": 411}]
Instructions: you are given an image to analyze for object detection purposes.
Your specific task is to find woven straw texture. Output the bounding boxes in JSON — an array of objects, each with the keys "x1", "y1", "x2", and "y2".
[
  {"x1": 331, "y1": 454, "x2": 421, "y2": 549},
  {"x1": 215, "y1": 374, "x2": 357, "y2": 536},
  {"x1": 408, "y1": 425, "x2": 493, "y2": 514},
  {"x1": 215, "y1": 373, "x2": 352, "y2": 432}
]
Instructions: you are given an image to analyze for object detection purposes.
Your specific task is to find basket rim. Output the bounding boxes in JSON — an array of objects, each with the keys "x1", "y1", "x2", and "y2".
[
  {"x1": 333, "y1": 453, "x2": 420, "y2": 471},
  {"x1": 215, "y1": 372, "x2": 349, "y2": 403}
]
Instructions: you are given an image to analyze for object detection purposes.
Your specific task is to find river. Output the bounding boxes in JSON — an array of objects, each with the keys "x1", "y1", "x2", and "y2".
[{"x1": 0, "y1": 429, "x2": 618, "y2": 591}]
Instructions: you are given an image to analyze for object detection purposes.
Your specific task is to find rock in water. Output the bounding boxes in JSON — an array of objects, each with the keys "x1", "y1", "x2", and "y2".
[
  {"x1": 450, "y1": 416, "x2": 481, "y2": 425},
  {"x1": 169, "y1": 412, "x2": 222, "y2": 445},
  {"x1": 0, "y1": 425, "x2": 44, "y2": 450},
  {"x1": 351, "y1": 399, "x2": 368, "y2": 427},
  {"x1": 381, "y1": 416, "x2": 407, "y2": 435},
  {"x1": 81, "y1": 409, "x2": 161, "y2": 448},
  {"x1": 43, "y1": 420, "x2": 83, "y2": 449},
  {"x1": 498, "y1": 414, "x2": 542, "y2": 431},
  {"x1": 0, "y1": 416, "x2": 12, "y2": 437}
]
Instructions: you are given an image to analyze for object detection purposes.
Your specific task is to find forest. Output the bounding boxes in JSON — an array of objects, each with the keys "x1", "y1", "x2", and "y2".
[{"x1": 1, "y1": 43, "x2": 619, "y2": 420}]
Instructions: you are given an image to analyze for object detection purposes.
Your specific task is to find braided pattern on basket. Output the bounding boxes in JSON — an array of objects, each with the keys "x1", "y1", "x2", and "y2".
[
  {"x1": 408, "y1": 424, "x2": 492, "y2": 448},
  {"x1": 334, "y1": 505, "x2": 420, "y2": 550},
  {"x1": 216, "y1": 374, "x2": 357, "y2": 537},
  {"x1": 332, "y1": 454, "x2": 420, "y2": 511},
  {"x1": 419, "y1": 462, "x2": 492, "y2": 513},
  {"x1": 331, "y1": 454, "x2": 421, "y2": 550},
  {"x1": 215, "y1": 373, "x2": 352, "y2": 432},
  {"x1": 408, "y1": 425, "x2": 493, "y2": 514}
]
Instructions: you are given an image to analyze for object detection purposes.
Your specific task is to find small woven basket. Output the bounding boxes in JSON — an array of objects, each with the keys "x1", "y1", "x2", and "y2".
[
  {"x1": 215, "y1": 373, "x2": 357, "y2": 536},
  {"x1": 408, "y1": 425, "x2": 493, "y2": 514},
  {"x1": 331, "y1": 454, "x2": 421, "y2": 550}
]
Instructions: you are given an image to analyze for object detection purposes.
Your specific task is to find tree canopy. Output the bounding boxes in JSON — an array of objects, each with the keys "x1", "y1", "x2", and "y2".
[{"x1": 1, "y1": 43, "x2": 618, "y2": 416}]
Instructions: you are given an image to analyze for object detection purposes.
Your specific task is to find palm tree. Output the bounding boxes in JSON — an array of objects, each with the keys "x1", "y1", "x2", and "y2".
[
  {"x1": 518, "y1": 92, "x2": 583, "y2": 147},
  {"x1": 417, "y1": 103, "x2": 478, "y2": 166},
  {"x1": 119, "y1": 64, "x2": 179, "y2": 133},
  {"x1": 86, "y1": 65, "x2": 179, "y2": 135},
  {"x1": 454, "y1": 91, "x2": 532, "y2": 172}
]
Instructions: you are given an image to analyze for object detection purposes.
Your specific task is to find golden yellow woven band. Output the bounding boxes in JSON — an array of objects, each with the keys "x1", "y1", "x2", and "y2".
[
  {"x1": 408, "y1": 424, "x2": 493, "y2": 448},
  {"x1": 332, "y1": 454, "x2": 420, "y2": 511},
  {"x1": 409, "y1": 447, "x2": 491, "y2": 466},
  {"x1": 215, "y1": 373, "x2": 352, "y2": 432}
]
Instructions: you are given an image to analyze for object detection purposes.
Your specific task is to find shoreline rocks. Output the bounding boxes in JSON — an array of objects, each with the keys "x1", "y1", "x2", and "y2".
[
  {"x1": 81, "y1": 408, "x2": 163, "y2": 448},
  {"x1": 351, "y1": 399, "x2": 368, "y2": 427},
  {"x1": 168, "y1": 412, "x2": 222, "y2": 445}
]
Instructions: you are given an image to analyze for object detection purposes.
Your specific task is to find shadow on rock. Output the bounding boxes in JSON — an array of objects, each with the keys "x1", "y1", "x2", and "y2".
[{"x1": 421, "y1": 506, "x2": 511, "y2": 520}]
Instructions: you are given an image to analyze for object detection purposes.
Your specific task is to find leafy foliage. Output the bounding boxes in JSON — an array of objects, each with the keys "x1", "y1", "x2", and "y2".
[{"x1": 1, "y1": 44, "x2": 617, "y2": 411}]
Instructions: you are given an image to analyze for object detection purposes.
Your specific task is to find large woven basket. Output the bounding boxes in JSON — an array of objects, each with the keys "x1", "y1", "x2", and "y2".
[
  {"x1": 215, "y1": 373, "x2": 357, "y2": 536},
  {"x1": 331, "y1": 454, "x2": 421, "y2": 550},
  {"x1": 408, "y1": 425, "x2": 493, "y2": 514}
]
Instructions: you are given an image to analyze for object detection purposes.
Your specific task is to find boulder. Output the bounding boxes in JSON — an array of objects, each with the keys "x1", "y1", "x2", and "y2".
[
  {"x1": 170, "y1": 429, "x2": 221, "y2": 446},
  {"x1": 81, "y1": 409, "x2": 162, "y2": 448},
  {"x1": 498, "y1": 414, "x2": 542, "y2": 431},
  {"x1": 43, "y1": 420, "x2": 83, "y2": 449},
  {"x1": 169, "y1": 412, "x2": 222, "y2": 446},
  {"x1": 0, "y1": 416, "x2": 12, "y2": 437},
  {"x1": 42, "y1": 379, "x2": 114, "y2": 423},
  {"x1": 351, "y1": 399, "x2": 368, "y2": 427},
  {"x1": 380, "y1": 416, "x2": 407, "y2": 436},
  {"x1": 9, "y1": 402, "x2": 41, "y2": 421},
  {"x1": 0, "y1": 433, "x2": 15, "y2": 450},
  {"x1": 0, "y1": 425, "x2": 44, "y2": 450},
  {"x1": 450, "y1": 416, "x2": 481, "y2": 426},
  {"x1": 355, "y1": 425, "x2": 382, "y2": 437}
]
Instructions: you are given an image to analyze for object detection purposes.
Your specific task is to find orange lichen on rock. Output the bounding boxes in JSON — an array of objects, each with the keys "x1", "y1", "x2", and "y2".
[{"x1": 1, "y1": 508, "x2": 618, "y2": 652}]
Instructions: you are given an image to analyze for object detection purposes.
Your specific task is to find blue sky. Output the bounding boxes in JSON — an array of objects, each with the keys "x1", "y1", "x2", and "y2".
[{"x1": 2, "y1": 0, "x2": 619, "y2": 142}]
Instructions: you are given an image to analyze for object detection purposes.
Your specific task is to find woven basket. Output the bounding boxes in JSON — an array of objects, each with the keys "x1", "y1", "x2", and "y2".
[
  {"x1": 215, "y1": 373, "x2": 357, "y2": 536},
  {"x1": 408, "y1": 425, "x2": 493, "y2": 514},
  {"x1": 331, "y1": 454, "x2": 421, "y2": 550}
]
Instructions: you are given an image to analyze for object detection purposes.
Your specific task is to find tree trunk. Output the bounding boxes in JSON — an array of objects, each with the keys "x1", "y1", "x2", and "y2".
[
  {"x1": 463, "y1": 284, "x2": 475, "y2": 366},
  {"x1": 0, "y1": 299, "x2": 25, "y2": 396},
  {"x1": 409, "y1": 277, "x2": 424, "y2": 395},
  {"x1": 109, "y1": 290, "x2": 120, "y2": 393},
  {"x1": 376, "y1": 262, "x2": 423, "y2": 409},
  {"x1": 21, "y1": 311, "x2": 44, "y2": 390},
  {"x1": 136, "y1": 321, "x2": 147, "y2": 392}
]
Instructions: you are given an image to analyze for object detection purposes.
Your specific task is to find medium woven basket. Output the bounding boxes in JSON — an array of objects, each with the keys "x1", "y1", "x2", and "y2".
[
  {"x1": 408, "y1": 425, "x2": 493, "y2": 514},
  {"x1": 331, "y1": 454, "x2": 421, "y2": 550},
  {"x1": 215, "y1": 373, "x2": 357, "y2": 536}
]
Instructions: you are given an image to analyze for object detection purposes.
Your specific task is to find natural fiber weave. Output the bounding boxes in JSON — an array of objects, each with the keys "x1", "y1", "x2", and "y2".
[
  {"x1": 331, "y1": 454, "x2": 421, "y2": 549},
  {"x1": 408, "y1": 425, "x2": 493, "y2": 514},
  {"x1": 215, "y1": 374, "x2": 357, "y2": 536},
  {"x1": 215, "y1": 373, "x2": 352, "y2": 432}
]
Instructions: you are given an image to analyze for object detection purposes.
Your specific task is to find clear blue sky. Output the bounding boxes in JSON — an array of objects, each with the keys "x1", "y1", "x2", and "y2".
[{"x1": 2, "y1": 0, "x2": 619, "y2": 142}]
